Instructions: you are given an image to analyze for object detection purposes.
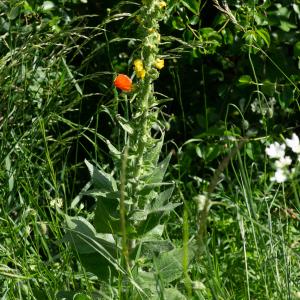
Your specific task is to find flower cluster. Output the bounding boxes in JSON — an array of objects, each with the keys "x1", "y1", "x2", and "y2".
[
  {"x1": 251, "y1": 97, "x2": 276, "y2": 118},
  {"x1": 266, "y1": 133, "x2": 300, "y2": 183},
  {"x1": 132, "y1": 57, "x2": 164, "y2": 81}
]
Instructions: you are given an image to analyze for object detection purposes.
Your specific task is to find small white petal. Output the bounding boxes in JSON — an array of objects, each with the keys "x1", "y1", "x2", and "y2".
[
  {"x1": 266, "y1": 142, "x2": 286, "y2": 158},
  {"x1": 271, "y1": 169, "x2": 287, "y2": 183},
  {"x1": 285, "y1": 133, "x2": 300, "y2": 153},
  {"x1": 275, "y1": 156, "x2": 292, "y2": 168}
]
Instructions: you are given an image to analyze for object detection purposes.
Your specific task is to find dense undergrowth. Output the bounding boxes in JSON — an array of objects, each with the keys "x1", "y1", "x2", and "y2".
[{"x1": 0, "y1": 0, "x2": 300, "y2": 299}]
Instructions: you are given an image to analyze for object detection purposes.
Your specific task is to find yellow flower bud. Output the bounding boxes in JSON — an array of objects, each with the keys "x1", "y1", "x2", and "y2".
[
  {"x1": 159, "y1": 1, "x2": 167, "y2": 8},
  {"x1": 134, "y1": 59, "x2": 146, "y2": 79},
  {"x1": 154, "y1": 58, "x2": 164, "y2": 70},
  {"x1": 155, "y1": 32, "x2": 161, "y2": 43},
  {"x1": 134, "y1": 59, "x2": 144, "y2": 72},
  {"x1": 137, "y1": 69, "x2": 146, "y2": 79}
]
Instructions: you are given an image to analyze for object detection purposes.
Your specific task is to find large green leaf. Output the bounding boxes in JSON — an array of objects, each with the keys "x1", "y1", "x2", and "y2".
[
  {"x1": 163, "y1": 288, "x2": 186, "y2": 300},
  {"x1": 256, "y1": 28, "x2": 270, "y2": 47},
  {"x1": 138, "y1": 181, "x2": 174, "y2": 196},
  {"x1": 134, "y1": 185, "x2": 179, "y2": 235},
  {"x1": 63, "y1": 216, "x2": 117, "y2": 254},
  {"x1": 143, "y1": 153, "x2": 172, "y2": 185},
  {"x1": 94, "y1": 196, "x2": 120, "y2": 233},
  {"x1": 138, "y1": 240, "x2": 174, "y2": 258},
  {"x1": 150, "y1": 186, "x2": 175, "y2": 212},
  {"x1": 115, "y1": 114, "x2": 134, "y2": 135},
  {"x1": 134, "y1": 270, "x2": 157, "y2": 296},
  {"x1": 144, "y1": 135, "x2": 164, "y2": 166},
  {"x1": 181, "y1": 0, "x2": 199, "y2": 14},
  {"x1": 131, "y1": 186, "x2": 176, "y2": 220},
  {"x1": 134, "y1": 270, "x2": 187, "y2": 299},
  {"x1": 79, "y1": 252, "x2": 118, "y2": 280},
  {"x1": 153, "y1": 243, "x2": 196, "y2": 283},
  {"x1": 62, "y1": 216, "x2": 120, "y2": 279},
  {"x1": 293, "y1": 41, "x2": 300, "y2": 57},
  {"x1": 73, "y1": 293, "x2": 92, "y2": 300},
  {"x1": 83, "y1": 189, "x2": 120, "y2": 200},
  {"x1": 85, "y1": 160, "x2": 117, "y2": 192},
  {"x1": 238, "y1": 75, "x2": 252, "y2": 85}
]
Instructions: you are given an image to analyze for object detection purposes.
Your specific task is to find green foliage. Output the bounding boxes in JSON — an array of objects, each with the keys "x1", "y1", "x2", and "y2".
[
  {"x1": 62, "y1": 216, "x2": 120, "y2": 279},
  {"x1": 1, "y1": 0, "x2": 300, "y2": 299}
]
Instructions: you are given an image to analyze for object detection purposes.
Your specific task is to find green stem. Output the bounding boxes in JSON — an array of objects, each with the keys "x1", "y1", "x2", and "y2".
[
  {"x1": 133, "y1": 80, "x2": 152, "y2": 178},
  {"x1": 120, "y1": 146, "x2": 129, "y2": 269}
]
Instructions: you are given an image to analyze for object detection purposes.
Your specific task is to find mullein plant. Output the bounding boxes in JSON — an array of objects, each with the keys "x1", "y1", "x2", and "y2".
[{"x1": 62, "y1": 1, "x2": 189, "y2": 298}]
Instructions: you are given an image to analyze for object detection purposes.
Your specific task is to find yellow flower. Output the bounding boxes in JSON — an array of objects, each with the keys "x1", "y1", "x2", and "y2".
[
  {"x1": 159, "y1": 1, "x2": 167, "y2": 8},
  {"x1": 137, "y1": 69, "x2": 146, "y2": 79},
  {"x1": 154, "y1": 58, "x2": 164, "y2": 70},
  {"x1": 134, "y1": 59, "x2": 144, "y2": 72},
  {"x1": 134, "y1": 59, "x2": 146, "y2": 79}
]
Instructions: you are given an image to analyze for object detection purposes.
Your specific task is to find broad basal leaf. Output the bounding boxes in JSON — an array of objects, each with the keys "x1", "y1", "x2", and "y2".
[
  {"x1": 63, "y1": 216, "x2": 117, "y2": 255},
  {"x1": 62, "y1": 216, "x2": 121, "y2": 279}
]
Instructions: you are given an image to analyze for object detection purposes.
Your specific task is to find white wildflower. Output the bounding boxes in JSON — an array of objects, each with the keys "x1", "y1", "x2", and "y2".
[
  {"x1": 271, "y1": 169, "x2": 287, "y2": 183},
  {"x1": 275, "y1": 156, "x2": 292, "y2": 169},
  {"x1": 251, "y1": 99, "x2": 259, "y2": 113},
  {"x1": 266, "y1": 142, "x2": 285, "y2": 159},
  {"x1": 251, "y1": 97, "x2": 276, "y2": 117},
  {"x1": 285, "y1": 133, "x2": 300, "y2": 154},
  {"x1": 266, "y1": 133, "x2": 300, "y2": 184},
  {"x1": 194, "y1": 194, "x2": 207, "y2": 211},
  {"x1": 50, "y1": 197, "x2": 63, "y2": 208},
  {"x1": 267, "y1": 97, "x2": 276, "y2": 117}
]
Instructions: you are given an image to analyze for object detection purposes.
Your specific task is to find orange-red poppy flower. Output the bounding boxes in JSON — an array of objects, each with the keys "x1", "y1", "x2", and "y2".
[{"x1": 114, "y1": 74, "x2": 132, "y2": 92}]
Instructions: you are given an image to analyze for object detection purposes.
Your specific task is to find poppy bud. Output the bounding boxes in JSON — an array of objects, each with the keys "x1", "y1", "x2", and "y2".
[{"x1": 114, "y1": 74, "x2": 132, "y2": 92}]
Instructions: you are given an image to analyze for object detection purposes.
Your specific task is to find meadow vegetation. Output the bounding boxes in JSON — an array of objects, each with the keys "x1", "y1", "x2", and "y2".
[{"x1": 0, "y1": 0, "x2": 300, "y2": 299}]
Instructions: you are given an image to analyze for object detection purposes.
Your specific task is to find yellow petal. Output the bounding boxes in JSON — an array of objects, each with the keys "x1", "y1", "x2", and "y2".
[
  {"x1": 137, "y1": 69, "x2": 146, "y2": 79},
  {"x1": 155, "y1": 58, "x2": 164, "y2": 70},
  {"x1": 134, "y1": 59, "x2": 144, "y2": 72},
  {"x1": 159, "y1": 1, "x2": 167, "y2": 8}
]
